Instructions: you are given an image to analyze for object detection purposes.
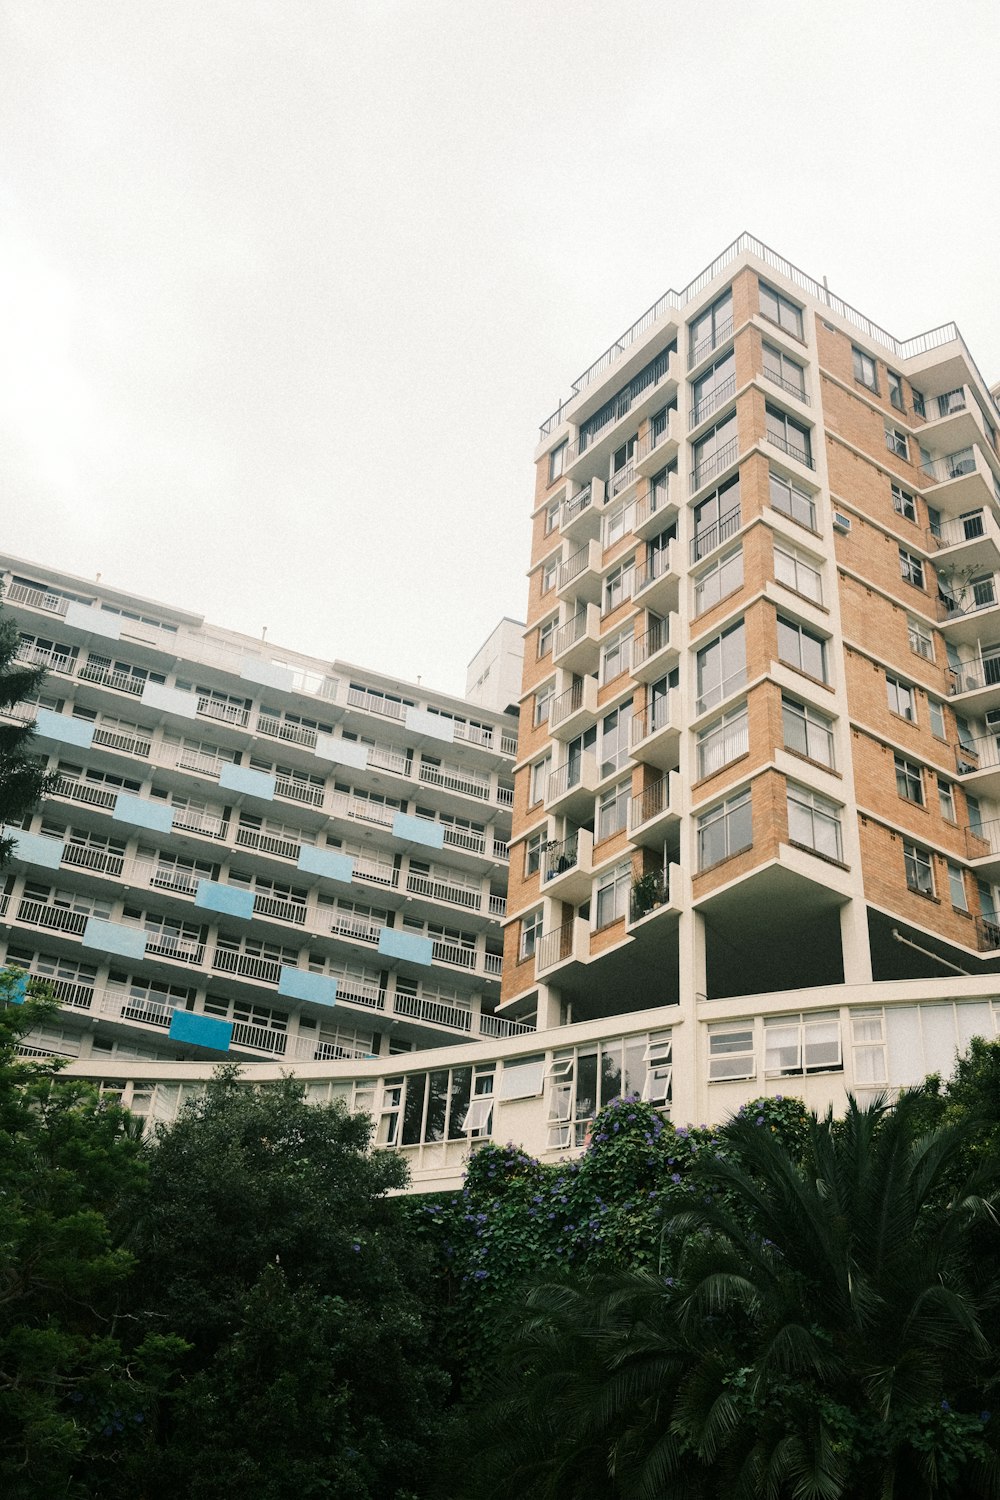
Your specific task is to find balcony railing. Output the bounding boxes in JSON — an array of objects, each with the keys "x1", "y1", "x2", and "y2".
[
  {"x1": 633, "y1": 619, "x2": 670, "y2": 669},
  {"x1": 431, "y1": 939, "x2": 477, "y2": 970},
  {"x1": 690, "y1": 374, "x2": 736, "y2": 427},
  {"x1": 948, "y1": 655, "x2": 1000, "y2": 696},
  {"x1": 934, "y1": 511, "x2": 988, "y2": 548},
  {"x1": 368, "y1": 743, "x2": 412, "y2": 775},
  {"x1": 406, "y1": 871, "x2": 482, "y2": 911},
  {"x1": 439, "y1": 823, "x2": 486, "y2": 855},
  {"x1": 690, "y1": 437, "x2": 740, "y2": 492},
  {"x1": 535, "y1": 921, "x2": 576, "y2": 972},
  {"x1": 331, "y1": 790, "x2": 397, "y2": 827},
  {"x1": 352, "y1": 855, "x2": 399, "y2": 888},
  {"x1": 49, "y1": 777, "x2": 119, "y2": 810},
  {"x1": 765, "y1": 431, "x2": 814, "y2": 469},
  {"x1": 330, "y1": 911, "x2": 384, "y2": 945},
  {"x1": 143, "y1": 933, "x2": 205, "y2": 965},
  {"x1": 631, "y1": 695, "x2": 673, "y2": 746},
  {"x1": 174, "y1": 806, "x2": 228, "y2": 841},
  {"x1": 253, "y1": 893, "x2": 307, "y2": 926},
  {"x1": 6, "y1": 582, "x2": 69, "y2": 615},
  {"x1": 130, "y1": 859, "x2": 202, "y2": 896},
  {"x1": 335, "y1": 977, "x2": 386, "y2": 1011},
  {"x1": 16, "y1": 643, "x2": 76, "y2": 674},
  {"x1": 630, "y1": 778, "x2": 669, "y2": 828},
  {"x1": 417, "y1": 764, "x2": 490, "y2": 801},
  {"x1": 196, "y1": 696, "x2": 251, "y2": 728},
  {"x1": 762, "y1": 369, "x2": 808, "y2": 403},
  {"x1": 609, "y1": 460, "x2": 636, "y2": 498},
  {"x1": 550, "y1": 680, "x2": 586, "y2": 730},
  {"x1": 61, "y1": 843, "x2": 125, "y2": 877},
  {"x1": 921, "y1": 447, "x2": 978, "y2": 484},
  {"x1": 347, "y1": 687, "x2": 407, "y2": 720},
  {"x1": 231, "y1": 1020, "x2": 288, "y2": 1055},
  {"x1": 256, "y1": 714, "x2": 318, "y2": 749},
  {"x1": 16, "y1": 898, "x2": 89, "y2": 936},
  {"x1": 488, "y1": 892, "x2": 506, "y2": 917},
  {"x1": 561, "y1": 486, "x2": 592, "y2": 527},
  {"x1": 92, "y1": 724, "x2": 152, "y2": 758},
  {"x1": 691, "y1": 505, "x2": 741, "y2": 563},
  {"x1": 541, "y1": 832, "x2": 580, "y2": 883},
  {"x1": 211, "y1": 948, "x2": 282, "y2": 984},
  {"x1": 77, "y1": 662, "x2": 145, "y2": 696},
  {"x1": 19, "y1": 971, "x2": 94, "y2": 1010},
  {"x1": 634, "y1": 546, "x2": 673, "y2": 594},
  {"x1": 274, "y1": 775, "x2": 326, "y2": 808},
  {"x1": 956, "y1": 734, "x2": 1000, "y2": 772},
  {"x1": 479, "y1": 1012, "x2": 536, "y2": 1038},
  {"x1": 558, "y1": 542, "x2": 594, "y2": 589},
  {"x1": 554, "y1": 611, "x2": 590, "y2": 657},
  {"x1": 689, "y1": 317, "x2": 735, "y2": 369},
  {"x1": 393, "y1": 989, "x2": 472, "y2": 1033},
  {"x1": 484, "y1": 951, "x2": 503, "y2": 976}
]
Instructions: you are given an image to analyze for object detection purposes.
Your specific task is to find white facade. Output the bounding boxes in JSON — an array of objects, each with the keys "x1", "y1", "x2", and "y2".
[{"x1": 464, "y1": 617, "x2": 525, "y2": 716}]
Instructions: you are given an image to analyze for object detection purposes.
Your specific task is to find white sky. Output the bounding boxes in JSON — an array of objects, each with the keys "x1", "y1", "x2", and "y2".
[{"x1": 1, "y1": 0, "x2": 998, "y2": 697}]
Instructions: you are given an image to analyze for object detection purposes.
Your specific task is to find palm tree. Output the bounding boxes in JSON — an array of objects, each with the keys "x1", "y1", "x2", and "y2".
[{"x1": 463, "y1": 1093, "x2": 1000, "y2": 1500}]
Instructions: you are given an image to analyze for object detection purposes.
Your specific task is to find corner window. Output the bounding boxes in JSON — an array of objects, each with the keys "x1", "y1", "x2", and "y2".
[
  {"x1": 852, "y1": 346, "x2": 879, "y2": 392},
  {"x1": 692, "y1": 475, "x2": 741, "y2": 560},
  {"x1": 769, "y1": 469, "x2": 817, "y2": 529},
  {"x1": 697, "y1": 788, "x2": 752, "y2": 870},
  {"x1": 888, "y1": 371, "x2": 904, "y2": 411},
  {"x1": 759, "y1": 281, "x2": 803, "y2": 339},
  {"x1": 782, "y1": 696, "x2": 834, "y2": 768},
  {"x1": 696, "y1": 620, "x2": 746, "y2": 714},
  {"x1": 762, "y1": 342, "x2": 806, "y2": 400},
  {"x1": 774, "y1": 539, "x2": 822, "y2": 604},
  {"x1": 787, "y1": 783, "x2": 843, "y2": 861},
  {"x1": 697, "y1": 703, "x2": 749, "y2": 779},
  {"x1": 766, "y1": 404, "x2": 813, "y2": 468},
  {"x1": 692, "y1": 413, "x2": 738, "y2": 490},
  {"x1": 694, "y1": 544, "x2": 743, "y2": 615},
  {"x1": 912, "y1": 388, "x2": 926, "y2": 418},
  {"x1": 777, "y1": 616, "x2": 828, "y2": 683}
]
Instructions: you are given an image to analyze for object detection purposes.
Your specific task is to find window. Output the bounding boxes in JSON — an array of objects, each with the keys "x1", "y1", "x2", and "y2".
[
  {"x1": 774, "y1": 539, "x2": 822, "y2": 603},
  {"x1": 691, "y1": 350, "x2": 736, "y2": 424},
  {"x1": 768, "y1": 469, "x2": 816, "y2": 529},
  {"x1": 888, "y1": 371, "x2": 904, "y2": 411},
  {"x1": 530, "y1": 755, "x2": 551, "y2": 806},
  {"x1": 938, "y1": 388, "x2": 967, "y2": 417},
  {"x1": 908, "y1": 616, "x2": 933, "y2": 661},
  {"x1": 929, "y1": 699, "x2": 946, "y2": 740},
  {"x1": 903, "y1": 841, "x2": 934, "y2": 896},
  {"x1": 643, "y1": 1035, "x2": 673, "y2": 1105},
  {"x1": 899, "y1": 549, "x2": 924, "y2": 590},
  {"x1": 694, "y1": 544, "x2": 743, "y2": 614},
  {"x1": 938, "y1": 780, "x2": 956, "y2": 823},
  {"x1": 537, "y1": 616, "x2": 556, "y2": 658},
  {"x1": 603, "y1": 497, "x2": 635, "y2": 548},
  {"x1": 852, "y1": 346, "x2": 878, "y2": 392},
  {"x1": 534, "y1": 681, "x2": 555, "y2": 728},
  {"x1": 689, "y1": 288, "x2": 733, "y2": 365},
  {"x1": 548, "y1": 441, "x2": 567, "y2": 484},
  {"x1": 594, "y1": 861, "x2": 631, "y2": 929},
  {"x1": 892, "y1": 484, "x2": 916, "y2": 522},
  {"x1": 765, "y1": 1012, "x2": 841, "y2": 1076},
  {"x1": 885, "y1": 427, "x2": 909, "y2": 460},
  {"x1": 519, "y1": 909, "x2": 544, "y2": 960},
  {"x1": 692, "y1": 413, "x2": 738, "y2": 490},
  {"x1": 692, "y1": 474, "x2": 741, "y2": 559},
  {"x1": 912, "y1": 388, "x2": 926, "y2": 418},
  {"x1": 894, "y1": 755, "x2": 923, "y2": 805},
  {"x1": 708, "y1": 1023, "x2": 755, "y2": 1081},
  {"x1": 782, "y1": 696, "x2": 834, "y2": 768},
  {"x1": 762, "y1": 342, "x2": 806, "y2": 400},
  {"x1": 697, "y1": 704, "x2": 749, "y2": 779},
  {"x1": 886, "y1": 675, "x2": 916, "y2": 721},
  {"x1": 787, "y1": 783, "x2": 843, "y2": 861},
  {"x1": 696, "y1": 620, "x2": 746, "y2": 713},
  {"x1": 948, "y1": 863, "x2": 969, "y2": 912},
  {"x1": 777, "y1": 616, "x2": 828, "y2": 682},
  {"x1": 765, "y1": 404, "x2": 812, "y2": 467},
  {"x1": 524, "y1": 831, "x2": 544, "y2": 878},
  {"x1": 599, "y1": 702, "x2": 632, "y2": 777},
  {"x1": 600, "y1": 629, "x2": 632, "y2": 685},
  {"x1": 596, "y1": 780, "x2": 630, "y2": 841},
  {"x1": 603, "y1": 560, "x2": 634, "y2": 614},
  {"x1": 759, "y1": 281, "x2": 803, "y2": 339},
  {"x1": 545, "y1": 497, "x2": 560, "y2": 534},
  {"x1": 541, "y1": 557, "x2": 557, "y2": 594},
  {"x1": 697, "y1": 788, "x2": 752, "y2": 870}
]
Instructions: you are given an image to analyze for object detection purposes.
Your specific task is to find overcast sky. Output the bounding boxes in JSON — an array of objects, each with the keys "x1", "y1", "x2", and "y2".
[{"x1": 1, "y1": 0, "x2": 998, "y2": 698}]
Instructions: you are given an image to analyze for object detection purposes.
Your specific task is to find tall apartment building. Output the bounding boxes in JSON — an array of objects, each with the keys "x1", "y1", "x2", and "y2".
[
  {"x1": 10, "y1": 236, "x2": 1000, "y2": 1194},
  {"x1": 0, "y1": 554, "x2": 521, "y2": 1068}
]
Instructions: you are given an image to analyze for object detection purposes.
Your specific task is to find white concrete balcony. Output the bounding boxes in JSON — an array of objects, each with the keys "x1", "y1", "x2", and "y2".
[
  {"x1": 919, "y1": 386, "x2": 1000, "y2": 457},
  {"x1": 634, "y1": 407, "x2": 681, "y2": 476},
  {"x1": 405, "y1": 870, "x2": 483, "y2": 913},
  {"x1": 329, "y1": 910, "x2": 384, "y2": 946},
  {"x1": 920, "y1": 445, "x2": 998, "y2": 515},
  {"x1": 557, "y1": 539, "x2": 603, "y2": 605},
  {"x1": 534, "y1": 916, "x2": 590, "y2": 977},
  {"x1": 233, "y1": 824, "x2": 300, "y2": 860},
  {"x1": 255, "y1": 713, "x2": 319, "y2": 750},
  {"x1": 549, "y1": 676, "x2": 598, "y2": 740},
  {"x1": 553, "y1": 604, "x2": 601, "y2": 674},
  {"x1": 394, "y1": 989, "x2": 473, "y2": 1033},
  {"x1": 211, "y1": 948, "x2": 283, "y2": 985},
  {"x1": 634, "y1": 478, "x2": 677, "y2": 542},
  {"x1": 346, "y1": 685, "x2": 407, "y2": 722},
  {"x1": 48, "y1": 777, "x2": 119, "y2": 812},
  {"x1": 91, "y1": 723, "x2": 153, "y2": 758},
  {"x1": 330, "y1": 790, "x2": 398, "y2": 828},
  {"x1": 273, "y1": 774, "x2": 326, "y2": 810},
  {"x1": 15, "y1": 897, "x2": 88, "y2": 937},
  {"x1": 195, "y1": 695, "x2": 251, "y2": 729},
  {"x1": 15, "y1": 641, "x2": 77, "y2": 675},
  {"x1": 141, "y1": 932, "x2": 206, "y2": 967},
  {"x1": 5, "y1": 581, "x2": 70, "y2": 617},
  {"x1": 77, "y1": 662, "x2": 146, "y2": 698},
  {"x1": 545, "y1": 751, "x2": 599, "y2": 818},
  {"x1": 539, "y1": 828, "x2": 594, "y2": 906},
  {"x1": 560, "y1": 479, "x2": 605, "y2": 544},
  {"x1": 630, "y1": 695, "x2": 680, "y2": 770},
  {"x1": 632, "y1": 614, "x2": 679, "y2": 684},
  {"x1": 632, "y1": 543, "x2": 679, "y2": 616},
  {"x1": 416, "y1": 763, "x2": 491, "y2": 803},
  {"x1": 628, "y1": 771, "x2": 681, "y2": 848},
  {"x1": 932, "y1": 509, "x2": 1000, "y2": 574}
]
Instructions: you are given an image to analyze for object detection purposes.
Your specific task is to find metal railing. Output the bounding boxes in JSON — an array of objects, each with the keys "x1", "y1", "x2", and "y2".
[
  {"x1": 690, "y1": 437, "x2": 740, "y2": 493},
  {"x1": 331, "y1": 790, "x2": 397, "y2": 826},
  {"x1": 352, "y1": 856, "x2": 399, "y2": 888},
  {"x1": 406, "y1": 871, "x2": 482, "y2": 911},
  {"x1": 92, "y1": 724, "x2": 152, "y2": 757},
  {"x1": 921, "y1": 447, "x2": 979, "y2": 484},
  {"x1": 763, "y1": 368, "x2": 809, "y2": 403},
  {"x1": 561, "y1": 486, "x2": 592, "y2": 528},
  {"x1": 634, "y1": 546, "x2": 673, "y2": 594},
  {"x1": 211, "y1": 948, "x2": 283, "y2": 984},
  {"x1": 196, "y1": 696, "x2": 251, "y2": 728},
  {"x1": 5, "y1": 582, "x2": 69, "y2": 615},
  {"x1": 274, "y1": 775, "x2": 325, "y2": 808},
  {"x1": 431, "y1": 939, "x2": 477, "y2": 971},
  {"x1": 77, "y1": 662, "x2": 146, "y2": 696},
  {"x1": 765, "y1": 431, "x2": 814, "y2": 469},
  {"x1": 631, "y1": 696, "x2": 673, "y2": 746},
  {"x1": 934, "y1": 511, "x2": 988, "y2": 548},
  {"x1": 256, "y1": 714, "x2": 318, "y2": 749},
  {"x1": 61, "y1": 842, "x2": 125, "y2": 877},
  {"x1": 550, "y1": 680, "x2": 586, "y2": 729},
  {"x1": 948, "y1": 656, "x2": 1000, "y2": 696},
  {"x1": 330, "y1": 911, "x2": 384, "y2": 944},
  {"x1": 635, "y1": 482, "x2": 672, "y2": 532},
  {"x1": 16, "y1": 643, "x2": 77, "y2": 674},
  {"x1": 691, "y1": 505, "x2": 742, "y2": 563},
  {"x1": 479, "y1": 1012, "x2": 536, "y2": 1038},
  {"x1": 143, "y1": 933, "x2": 205, "y2": 965},
  {"x1": 16, "y1": 899, "x2": 89, "y2": 935},
  {"x1": 438, "y1": 823, "x2": 486, "y2": 855},
  {"x1": 393, "y1": 990, "x2": 472, "y2": 1033},
  {"x1": 555, "y1": 611, "x2": 591, "y2": 656},
  {"x1": 368, "y1": 743, "x2": 412, "y2": 775},
  {"x1": 558, "y1": 541, "x2": 596, "y2": 589},
  {"x1": 630, "y1": 778, "x2": 669, "y2": 828},
  {"x1": 335, "y1": 977, "x2": 386, "y2": 1010},
  {"x1": 49, "y1": 777, "x2": 119, "y2": 810},
  {"x1": 633, "y1": 619, "x2": 670, "y2": 669},
  {"x1": 131, "y1": 859, "x2": 202, "y2": 896},
  {"x1": 535, "y1": 921, "x2": 577, "y2": 972},
  {"x1": 346, "y1": 687, "x2": 407, "y2": 720},
  {"x1": 690, "y1": 374, "x2": 736, "y2": 427},
  {"x1": 253, "y1": 892, "x2": 308, "y2": 926},
  {"x1": 689, "y1": 318, "x2": 735, "y2": 370},
  {"x1": 492, "y1": 838, "x2": 510, "y2": 860},
  {"x1": 488, "y1": 892, "x2": 506, "y2": 917},
  {"x1": 542, "y1": 832, "x2": 580, "y2": 883},
  {"x1": 417, "y1": 763, "x2": 491, "y2": 801},
  {"x1": 231, "y1": 1020, "x2": 288, "y2": 1055}
]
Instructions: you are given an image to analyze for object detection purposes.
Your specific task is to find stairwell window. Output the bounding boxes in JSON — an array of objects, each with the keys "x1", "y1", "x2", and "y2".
[
  {"x1": 697, "y1": 788, "x2": 752, "y2": 870},
  {"x1": 852, "y1": 346, "x2": 879, "y2": 392},
  {"x1": 904, "y1": 842, "x2": 934, "y2": 896},
  {"x1": 759, "y1": 281, "x2": 804, "y2": 339}
]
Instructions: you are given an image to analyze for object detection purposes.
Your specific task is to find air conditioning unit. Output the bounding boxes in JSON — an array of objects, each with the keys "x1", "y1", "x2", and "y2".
[{"x1": 833, "y1": 512, "x2": 852, "y2": 533}]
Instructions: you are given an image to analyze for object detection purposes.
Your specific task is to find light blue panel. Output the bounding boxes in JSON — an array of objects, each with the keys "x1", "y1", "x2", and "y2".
[
  {"x1": 378, "y1": 928, "x2": 433, "y2": 966},
  {"x1": 278, "y1": 967, "x2": 338, "y2": 1006},
  {"x1": 315, "y1": 732, "x2": 369, "y2": 770},
  {"x1": 405, "y1": 705, "x2": 454, "y2": 742},
  {"x1": 34, "y1": 708, "x2": 95, "y2": 749},
  {"x1": 6, "y1": 829, "x2": 65, "y2": 870},
  {"x1": 65, "y1": 600, "x2": 122, "y2": 639},
  {"x1": 113, "y1": 794, "x2": 174, "y2": 833},
  {"x1": 7, "y1": 973, "x2": 29, "y2": 1004},
  {"x1": 219, "y1": 763, "x2": 276, "y2": 800},
  {"x1": 82, "y1": 918, "x2": 148, "y2": 961},
  {"x1": 392, "y1": 811, "x2": 445, "y2": 850},
  {"x1": 142, "y1": 681, "x2": 198, "y2": 718},
  {"x1": 195, "y1": 880, "x2": 255, "y2": 919},
  {"x1": 296, "y1": 845, "x2": 355, "y2": 883},
  {"x1": 240, "y1": 656, "x2": 295, "y2": 692},
  {"x1": 169, "y1": 1009, "x2": 232, "y2": 1051}
]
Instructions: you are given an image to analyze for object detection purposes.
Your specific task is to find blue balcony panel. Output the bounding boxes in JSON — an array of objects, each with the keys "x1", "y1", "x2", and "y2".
[
  {"x1": 240, "y1": 657, "x2": 295, "y2": 692},
  {"x1": 296, "y1": 846, "x2": 355, "y2": 883},
  {"x1": 142, "y1": 682, "x2": 198, "y2": 718},
  {"x1": 34, "y1": 708, "x2": 96, "y2": 749},
  {"x1": 218, "y1": 764, "x2": 276, "y2": 800},
  {"x1": 278, "y1": 967, "x2": 338, "y2": 1007},
  {"x1": 405, "y1": 706, "x2": 454, "y2": 742},
  {"x1": 82, "y1": 918, "x2": 148, "y2": 961},
  {"x1": 194, "y1": 880, "x2": 255, "y2": 919},
  {"x1": 6, "y1": 973, "x2": 29, "y2": 1004},
  {"x1": 6, "y1": 829, "x2": 65, "y2": 870},
  {"x1": 392, "y1": 812, "x2": 445, "y2": 850},
  {"x1": 65, "y1": 600, "x2": 123, "y2": 639},
  {"x1": 112, "y1": 794, "x2": 174, "y2": 834},
  {"x1": 168, "y1": 1009, "x2": 232, "y2": 1051},
  {"x1": 315, "y1": 733, "x2": 369, "y2": 771},
  {"x1": 378, "y1": 928, "x2": 433, "y2": 966}
]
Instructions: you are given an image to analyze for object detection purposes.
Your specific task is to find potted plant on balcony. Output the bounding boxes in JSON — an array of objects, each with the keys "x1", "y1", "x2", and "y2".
[{"x1": 631, "y1": 871, "x2": 666, "y2": 918}]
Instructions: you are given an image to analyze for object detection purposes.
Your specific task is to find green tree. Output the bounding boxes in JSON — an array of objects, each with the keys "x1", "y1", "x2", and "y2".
[
  {"x1": 0, "y1": 971, "x2": 172, "y2": 1499},
  {"x1": 462, "y1": 1093, "x2": 1000, "y2": 1500},
  {"x1": 0, "y1": 590, "x2": 57, "y2": 864},
  {"x1": 131, "y1": 1068, "x2": 448, "y2": 1500}
]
